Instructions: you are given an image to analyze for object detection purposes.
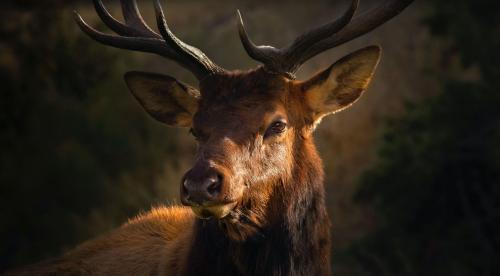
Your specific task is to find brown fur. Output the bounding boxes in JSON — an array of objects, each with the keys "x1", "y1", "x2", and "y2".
[
  {"x1": 6, "y1": 47, "x2": 380, "y2": 276},
  {"x1": 6, "y1": 207, "x2": 194, "y2": 275}
]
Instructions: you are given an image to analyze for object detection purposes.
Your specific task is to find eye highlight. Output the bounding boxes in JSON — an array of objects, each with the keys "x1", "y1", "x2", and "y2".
[{"x1": 264, "y1": 120, "x2": 287, "y2": 138}]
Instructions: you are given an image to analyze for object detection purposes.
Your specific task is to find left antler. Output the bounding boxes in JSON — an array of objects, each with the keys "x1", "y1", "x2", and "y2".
[{"x1": 237, "y1": 0, "x2": 414, "y2": 78}]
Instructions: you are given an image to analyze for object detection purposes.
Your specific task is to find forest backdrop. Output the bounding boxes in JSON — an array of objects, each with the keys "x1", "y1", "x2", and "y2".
[{"x1": 1, "y1": 0, "x2": 498, "y2": 275}]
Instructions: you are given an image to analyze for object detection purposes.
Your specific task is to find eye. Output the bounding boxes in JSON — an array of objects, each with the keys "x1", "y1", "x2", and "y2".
[{"x1": 264, "y1": 120, "x2": 287, "y2": 138}]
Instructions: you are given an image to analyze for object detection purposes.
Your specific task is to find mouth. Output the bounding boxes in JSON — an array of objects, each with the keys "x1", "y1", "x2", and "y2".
[{"x1": 190, "y1": 202, "x2": 238, "y2": 219}]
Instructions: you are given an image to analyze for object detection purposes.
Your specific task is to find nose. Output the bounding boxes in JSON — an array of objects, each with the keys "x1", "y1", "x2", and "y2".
[{"x1": 181, "y1": 169, "x2": 223, "y2": 206}]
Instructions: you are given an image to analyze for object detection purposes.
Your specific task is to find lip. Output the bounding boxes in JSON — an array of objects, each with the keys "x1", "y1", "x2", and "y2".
[{"x1": 191, "y1": 202, "x2": 237, "y2": 219}]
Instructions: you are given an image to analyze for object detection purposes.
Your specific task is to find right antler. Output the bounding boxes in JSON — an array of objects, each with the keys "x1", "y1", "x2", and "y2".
[
  {"x1": 74, "y1": 0, "x2": 225, "y2": 81},
  {"x1": 237, "y1": 0, "x2": 414, "y2": 78}
]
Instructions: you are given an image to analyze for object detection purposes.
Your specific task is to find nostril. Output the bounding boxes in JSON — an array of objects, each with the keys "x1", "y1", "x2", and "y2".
[
  {"x1": 207, "y1": 181, "x2": 220, "y2": 195},
  {"x1": 206, "y1": 174, "x2": 222, "y2": 196}
]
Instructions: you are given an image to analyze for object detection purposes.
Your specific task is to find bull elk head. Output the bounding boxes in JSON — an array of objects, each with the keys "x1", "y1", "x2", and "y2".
[{"x1": 75, "y1": 0, "x2": 412, "y2": 241}]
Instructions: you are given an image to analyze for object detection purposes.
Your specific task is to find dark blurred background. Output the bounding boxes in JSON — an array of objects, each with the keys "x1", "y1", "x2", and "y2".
[{"x1": 1, "y1": 0, "x2": 499, "y2": 275}]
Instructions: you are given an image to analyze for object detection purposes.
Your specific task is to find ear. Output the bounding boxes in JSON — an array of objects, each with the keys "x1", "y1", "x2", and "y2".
[
  {"x1": 124, "y1": 71, "x2": 200, "y2": 127},
  {"x1": 301, "y1": 46, "x2": 381, "y2": 124}
]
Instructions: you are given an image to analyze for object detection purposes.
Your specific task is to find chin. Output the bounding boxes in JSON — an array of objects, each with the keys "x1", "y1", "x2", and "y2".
[
  {"x1": 190, "y1": 200, "x2": 267, "y2": 242},
  {"x1": 190, "y1": 202, "x2": 237, "y2": 220},
  {"x1": 219, "y1": 206, "x2": 266, "y2": 242}
]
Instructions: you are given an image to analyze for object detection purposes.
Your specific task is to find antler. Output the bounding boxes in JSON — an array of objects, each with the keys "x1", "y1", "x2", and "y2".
[
  {"x1": 74, "y1": 0, "x2": 225, "y2": 80},
  {"x1": 237, "y1": 0, "x2": 414, "y2": 78}
]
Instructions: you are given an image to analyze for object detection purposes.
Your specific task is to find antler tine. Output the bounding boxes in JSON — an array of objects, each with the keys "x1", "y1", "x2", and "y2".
[
  {"x1": 236, "y1": 10, "x2": 279, "y2": 65},
  {"x1": 283, "y1": 0, "x2": 358, "y2": 72},
  {"x1": 237, "y1": 0, "x2": 414, "y2": 78},
  {"x1": 120, "y1": 0, "x2": 159, "y2": 38},
  {"x1": 75, "y1": 0, "x2": 224, "y2": 81},
  {"x1": 237, "y1": 10, "x2": 298, "y2": 78},
  {"x1": 92, "y1": 0, "x2": 142, "y2": 37},
  {"x1": 153, "y1": 0, "x2": 224, "y2": 78},
  {"x1": 74, "y1": 11, "x2": 174, "y2": 56}
]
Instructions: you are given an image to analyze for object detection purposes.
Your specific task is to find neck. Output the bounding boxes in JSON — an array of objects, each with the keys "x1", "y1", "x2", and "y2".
[{"x1": 183, "y1": 137, "x2": 331, "y2": 276}]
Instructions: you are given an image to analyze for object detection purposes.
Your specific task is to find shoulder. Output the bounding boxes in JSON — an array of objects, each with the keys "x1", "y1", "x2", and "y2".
[
  {"x1": 64, "y1": 206, "x2": 195, "y2": 275},
  {"x1": 6, "y1": 206, "x2": 196, "y2": 275},
  {"x1": 124, "y1": 205, "x2": 195, "y2": 242}
]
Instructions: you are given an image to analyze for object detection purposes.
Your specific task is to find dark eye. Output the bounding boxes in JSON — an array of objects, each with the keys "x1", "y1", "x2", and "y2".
[{"x1": 265, "y1": 120, "x2": 287, "y2": 138}]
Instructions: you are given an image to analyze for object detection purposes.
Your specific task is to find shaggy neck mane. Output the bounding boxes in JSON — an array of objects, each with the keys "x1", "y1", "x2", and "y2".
[{"x1": 180, "y1": 136, "x2": 331, "y2": 276}]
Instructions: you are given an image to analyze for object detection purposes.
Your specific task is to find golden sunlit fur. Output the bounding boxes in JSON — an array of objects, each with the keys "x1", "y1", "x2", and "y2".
[{"x1": 7, "y1": 206, "x2": 195, "y2": 275}]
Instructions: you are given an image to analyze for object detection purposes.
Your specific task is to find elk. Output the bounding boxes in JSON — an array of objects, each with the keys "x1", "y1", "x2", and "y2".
[{"x1": 7, "y1": 0, "x2": 413, "y2": 275}]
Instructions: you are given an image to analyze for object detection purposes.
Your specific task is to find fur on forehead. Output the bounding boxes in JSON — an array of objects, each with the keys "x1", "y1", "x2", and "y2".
[
  {"x1": 195, "y1": 68, "x2": 314, "y2": 131},
  {"x1": 199, "y1": 67, "x2": 290, "y2": 103}
]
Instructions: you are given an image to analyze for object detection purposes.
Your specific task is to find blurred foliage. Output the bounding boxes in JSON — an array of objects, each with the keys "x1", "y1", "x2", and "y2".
[
  {"x1": 348, "y1": 0, "x2": 500, "y2": 275},
  {"x1": 0, "y1": 5, "x2": 188, "y2": 272}
]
